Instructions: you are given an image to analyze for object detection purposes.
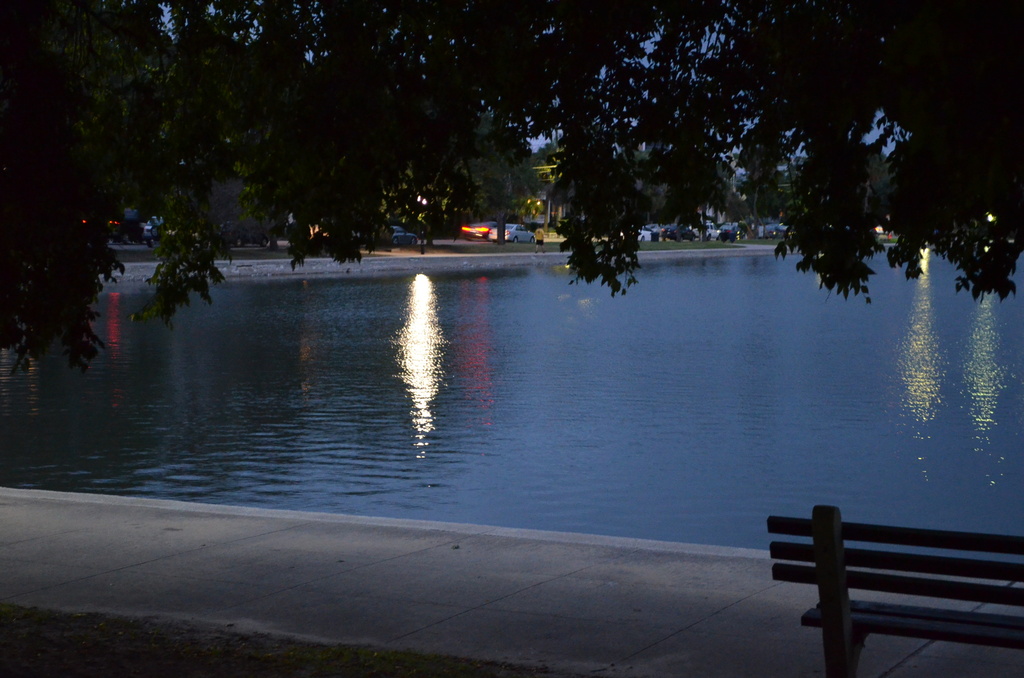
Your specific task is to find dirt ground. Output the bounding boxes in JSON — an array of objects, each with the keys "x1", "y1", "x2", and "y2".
[{"x1": 0, "y1": 605, "x2": 574, "y2": 678}]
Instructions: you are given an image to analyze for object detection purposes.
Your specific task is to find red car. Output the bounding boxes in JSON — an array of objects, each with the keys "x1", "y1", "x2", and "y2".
[{"x1": 460, "y1": 221, "x2": 496, "y2": 241}]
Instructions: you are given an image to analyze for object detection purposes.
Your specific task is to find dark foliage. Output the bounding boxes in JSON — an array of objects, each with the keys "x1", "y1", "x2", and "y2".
[{"x1": 3, "y1": 0, "x2": 1020, "y2": 366}]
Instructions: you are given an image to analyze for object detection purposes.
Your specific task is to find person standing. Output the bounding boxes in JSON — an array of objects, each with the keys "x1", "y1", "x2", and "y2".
[{"x1": 534, "y1": 225, "x2": 545, "y2": 253}]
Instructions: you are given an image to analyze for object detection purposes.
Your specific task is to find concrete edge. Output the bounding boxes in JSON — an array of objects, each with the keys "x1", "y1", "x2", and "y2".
[
  {"x1": 0, "y1": 486, "x2": 770, "y2": 561},
  {"x1": 111, "y1": 246, "x2": 779, "y2": 284}
]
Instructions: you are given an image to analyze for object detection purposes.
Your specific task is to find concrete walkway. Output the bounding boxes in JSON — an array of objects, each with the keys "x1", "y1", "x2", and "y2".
[{"x1": 1, "y1": 488, "x2": 1020, "y2": 677}]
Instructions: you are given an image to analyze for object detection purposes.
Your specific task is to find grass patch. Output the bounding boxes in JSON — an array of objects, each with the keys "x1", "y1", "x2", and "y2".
[
  {"x1": 638, "y1": 240, "x2": 744, "y2": 251},
  {"x1": 109, "y1": 241, "x2": 544, "y2": 263},
  {"x1": 0, "y1": 604, "x2": 575, "y2": 678},
  {"x1": 111, "y1": 245, "x2": 295, "y2": 263}
]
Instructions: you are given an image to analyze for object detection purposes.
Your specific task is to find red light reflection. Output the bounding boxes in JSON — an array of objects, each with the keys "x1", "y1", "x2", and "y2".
[
  {"x1": 104, "y1": 293, "x2": 122, "y2": 360},
  {"x1": 103, "y1": 293, "x2": 124, "y2": 407},
  {"x1": 452, "y1": 277, "x2": 495, "y2": 425}
]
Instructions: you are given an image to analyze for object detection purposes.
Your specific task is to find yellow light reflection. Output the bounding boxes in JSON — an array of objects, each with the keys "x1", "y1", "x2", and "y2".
[
  {"x1": 964, "y1": 296, "x2": 1007, "y2": 485},
  {"x1": 13, "y1": 358, "x2": 41, "y2": 417},
  {"x1": 965, "y1": 297, "x2": 1002, "y2": 436},
  {"x1": 897, "y1": 249, "x2": 943, "y2": 431},
  {"x1": 398, "y1": 274, "x2": 445, "y2": 454}
]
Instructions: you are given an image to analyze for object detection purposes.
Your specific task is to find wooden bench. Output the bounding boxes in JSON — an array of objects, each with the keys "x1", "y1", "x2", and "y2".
[{"x1": 767, "y1": 505, "x2": 1024, "y2": 678}]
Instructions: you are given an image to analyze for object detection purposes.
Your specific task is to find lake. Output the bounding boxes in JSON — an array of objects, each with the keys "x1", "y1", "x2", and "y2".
[{"x1": 1, "y1": 250, "x2": 1021, "y2": 548}]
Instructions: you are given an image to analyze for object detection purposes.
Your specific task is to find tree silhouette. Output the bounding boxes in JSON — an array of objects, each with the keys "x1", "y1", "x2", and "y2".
[{"x1": 3, "y1": 1, "x2": 1021, "y2": 366}]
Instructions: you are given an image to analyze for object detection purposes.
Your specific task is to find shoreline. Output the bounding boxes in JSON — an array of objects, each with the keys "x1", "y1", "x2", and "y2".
[{"x1": 112, "y1": 244, "x2": 779, "y2": 284}]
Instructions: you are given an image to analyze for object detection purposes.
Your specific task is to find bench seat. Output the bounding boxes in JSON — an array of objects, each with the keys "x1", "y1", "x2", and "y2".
[{"x1": 803, "y1": 601, "x2": 1024, "y2": 649}]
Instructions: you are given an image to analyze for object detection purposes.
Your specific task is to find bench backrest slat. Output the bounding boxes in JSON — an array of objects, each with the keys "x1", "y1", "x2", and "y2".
[
  {"x1": 770, "y1": 541, "x2": 1024, "y2": 581},
  {"x1": 848, "y1": 570, "x2": 1024, "y2": 607},
  {"x1": 766, "y1": 515, "x2": 813, "y2": 537},
  {"x1": 768, "y1": 515, "x2": 1024, "y2": 555},
  {"x1": 772, "y1": 562, "x2": 1024, "y2": 606}
]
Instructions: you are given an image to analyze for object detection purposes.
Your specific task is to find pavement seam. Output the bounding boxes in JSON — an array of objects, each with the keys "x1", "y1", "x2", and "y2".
[
  {"x1": 876, "y1": 642, "x2": 938, "y2": 678},
  {"x1": 384, "y1": 547, "x2": 643, "y2": 644},
  {"x1": 0, "y1": 527, "x2": 85, "y2": 548},
  {"x1": 1, "y1": 541, "x2": 249, "y2": 602},
  {"x1": 614, "y1": 581, "x2": 782, "y2": 664},
  {"x1": 206, "y1": 532, "x2": 473, "y2": 614},
  {"x1": 200, "y1": 532, "x2": 658, "y2": 622},
  {"x1": 0, "y1": 519, "x2": 314, "y2": 603},
  {"x1": 874, "y1": 598, "x2": 1001, "y2": 678}
]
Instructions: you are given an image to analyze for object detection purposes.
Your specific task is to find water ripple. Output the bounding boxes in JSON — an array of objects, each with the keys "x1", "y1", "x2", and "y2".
[{"x1": 1, "y1": 258, "x2": 1022, "y2": 547}]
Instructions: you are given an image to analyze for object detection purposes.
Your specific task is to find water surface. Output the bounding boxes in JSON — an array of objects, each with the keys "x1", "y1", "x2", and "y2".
[{"x1": 1, "y1": 251, "x2": 1021, "y2": 548}]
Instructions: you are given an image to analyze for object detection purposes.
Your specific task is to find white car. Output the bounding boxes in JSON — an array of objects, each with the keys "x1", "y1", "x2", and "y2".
[
  {"x1": 490, "y1": 223, "x2": 536, "y2": 242},
  {"x1": 638, "y1": 224, "x2": 660, "y2": 242}
]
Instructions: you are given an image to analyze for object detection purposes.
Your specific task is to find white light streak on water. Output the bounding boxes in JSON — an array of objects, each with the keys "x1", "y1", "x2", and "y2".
[
  {"x1": 397, "y1": 274, "x2": 445, "y2": 453},
  {"x1": 897, "y1": 250, "x2": 944, "y2": 432}
]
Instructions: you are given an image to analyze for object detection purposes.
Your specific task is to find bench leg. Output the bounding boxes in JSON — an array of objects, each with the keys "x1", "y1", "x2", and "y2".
[{"x1": 812, "y1": 505, "x2": 862, "y2": 678}]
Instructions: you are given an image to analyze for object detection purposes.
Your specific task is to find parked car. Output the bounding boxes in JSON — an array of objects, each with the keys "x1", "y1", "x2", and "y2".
[
  {"x1": 489, "y1": 223, "x2": 536, "y2": 243},
  {"x1": 460, "y1": 221, "x2": 495, "y2": 241},
  {"x1": 391, "y1": 226, "x2": 419, "y2": 246},
  {"x1": 639, "y1": 224, "x2": 660, "y2": 242},
  {"x1": 107, "y1": 218, "x2": 145, "y2": 244},
  {"x1": 705, "y1": 223, "x2": 721, "y2": 241},
  {"x1": 719, "y1": 223, "x2": 740, "y2": 242},
  {"x1": 766, "y1": 223, "x2": 788, "y2": 239},
  {"x1": 221, "y1": 220, "x2": 271, "y2": 247},
  {"x1": 659, "y1": 224, "x2": 697, "y2": 242},
  {"x1": 143, "y1": 217, "x2": 163, "y2": 247}
]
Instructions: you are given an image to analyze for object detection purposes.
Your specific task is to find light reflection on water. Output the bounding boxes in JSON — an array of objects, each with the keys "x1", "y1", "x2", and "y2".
[
  {"x1": 962, "y1": 289, "x2": 1012, "y2": 490},
  {"x1": 897, "y1": 251, "x2": 944, "y2": 431},
  {"x1": 0, "y1": 254, "x2": 1022, "y2": 548},
  {"x1": 965, "y1": 299, "x2": 1002, "y2": 444},
  {"x1": 397, "y1": 274, "x2": 444, "y2": 452}
]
